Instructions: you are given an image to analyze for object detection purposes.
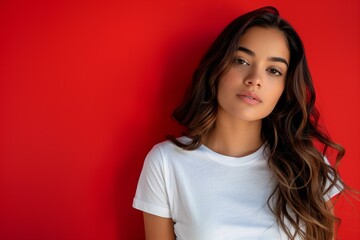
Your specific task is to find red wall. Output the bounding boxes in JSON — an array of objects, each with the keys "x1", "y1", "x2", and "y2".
[{"x1": 0, "y1": 0, "x2": 359, "y2": 239}]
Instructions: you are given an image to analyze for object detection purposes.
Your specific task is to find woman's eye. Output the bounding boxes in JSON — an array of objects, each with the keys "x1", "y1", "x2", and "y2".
[
  {"x1": 267, "y1": 68, "x2": 282, "y2": 76},
  {"x1": 234, "y1": 58, "x2": 249, "y2": 65}
]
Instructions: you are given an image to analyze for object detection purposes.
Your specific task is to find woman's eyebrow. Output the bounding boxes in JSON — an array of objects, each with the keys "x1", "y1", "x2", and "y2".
[
  {"x1": 238, "y1": 46, "x2": 289, "y2": 68},
  {"x1": 238, "y1": 46, "x2": 255, "y2": 56},
  {"x1": 269, "y1": 57, "x2": 289, "y2": 68}
]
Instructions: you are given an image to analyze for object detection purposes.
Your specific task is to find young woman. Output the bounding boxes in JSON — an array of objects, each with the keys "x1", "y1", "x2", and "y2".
[{"x1": 133, "y1": 6, "x2": 344, "y2": 240}]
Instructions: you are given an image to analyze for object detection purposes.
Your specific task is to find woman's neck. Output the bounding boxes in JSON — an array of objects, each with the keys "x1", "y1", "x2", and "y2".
[{"x1": 202, "y1": 117, "x2": 263, "y2": 158}]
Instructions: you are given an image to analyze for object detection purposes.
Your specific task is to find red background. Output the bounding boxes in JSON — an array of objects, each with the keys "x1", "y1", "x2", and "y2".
[{"x1": 0, "y1": 0, "x2": 359, "y2": 239}]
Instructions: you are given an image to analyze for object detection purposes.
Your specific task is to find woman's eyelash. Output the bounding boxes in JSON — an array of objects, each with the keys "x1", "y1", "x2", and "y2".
[
  {"x1": 234, "y1": 58, "x2": 249, "y2": 65},
  {"x1": 267, "y1": 68, "x2": 282, "y2": 76}
]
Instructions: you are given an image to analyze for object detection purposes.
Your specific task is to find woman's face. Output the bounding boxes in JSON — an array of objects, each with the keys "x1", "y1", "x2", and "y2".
[{"x1": 217, "y1": 26, "x2": 290, "y2": 124}]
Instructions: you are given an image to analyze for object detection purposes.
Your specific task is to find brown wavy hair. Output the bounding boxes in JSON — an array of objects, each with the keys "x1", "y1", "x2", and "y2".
[{"x1": 167, "y1": 6, "x2": 345, "y2": 240}]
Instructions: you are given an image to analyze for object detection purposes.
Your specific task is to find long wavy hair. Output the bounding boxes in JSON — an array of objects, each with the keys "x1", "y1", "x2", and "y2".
[{"x1": 167, "y1": 6, "x2": 345, "y2": 240}]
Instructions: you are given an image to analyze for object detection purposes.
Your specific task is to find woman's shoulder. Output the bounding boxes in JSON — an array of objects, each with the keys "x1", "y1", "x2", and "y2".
[
  {"x1": 152, "y1": 136, "x2": 191, "y2": 152},
  {"x1": 142, "y1": 136, "x2": 193, "y2": 173}
]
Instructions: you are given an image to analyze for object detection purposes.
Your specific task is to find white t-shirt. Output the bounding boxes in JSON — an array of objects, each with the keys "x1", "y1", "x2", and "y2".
[{"x1": 133, "y1": 137, "x2": 340, "y2": 240}]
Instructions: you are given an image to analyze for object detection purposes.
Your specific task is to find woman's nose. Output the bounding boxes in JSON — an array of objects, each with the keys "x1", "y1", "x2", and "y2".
[{"x1": 244, "y1": 71, "x2": 262, "y2": 87}]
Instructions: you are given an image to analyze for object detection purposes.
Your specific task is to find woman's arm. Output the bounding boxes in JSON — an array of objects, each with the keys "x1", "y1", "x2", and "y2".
[{"x1": 143, "y1": 212, "x2": 176, "y2": 240}]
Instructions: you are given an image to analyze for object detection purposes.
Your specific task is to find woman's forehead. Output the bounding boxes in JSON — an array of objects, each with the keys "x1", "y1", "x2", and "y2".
[{"x1": 237, "y1": 27, "x2": 290, "y2": 62}]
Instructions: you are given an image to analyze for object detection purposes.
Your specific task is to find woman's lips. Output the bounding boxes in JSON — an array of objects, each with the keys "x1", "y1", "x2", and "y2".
[{"x1": 236, "y1": 91, "x2": 262, "y2": 105}]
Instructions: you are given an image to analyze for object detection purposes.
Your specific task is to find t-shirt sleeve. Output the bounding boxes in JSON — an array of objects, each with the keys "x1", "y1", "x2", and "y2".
[
  {"x1": 323, "y1": 156, "x2": 343, "y2": 201},
  {"x1": 132, "y1": 145, "x2": 172, "y2": 218}
]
